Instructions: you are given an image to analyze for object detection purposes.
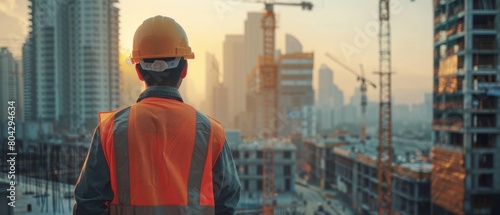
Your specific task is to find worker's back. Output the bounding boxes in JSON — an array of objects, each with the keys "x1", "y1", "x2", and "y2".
[{"x1": 94, "y1": 87, "x2": 227, "y2": 213}]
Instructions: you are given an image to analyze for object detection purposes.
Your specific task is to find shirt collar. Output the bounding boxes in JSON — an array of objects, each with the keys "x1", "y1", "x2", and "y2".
[{"x1": 136, "y1": 86, "x2": 183, "y2": 103}]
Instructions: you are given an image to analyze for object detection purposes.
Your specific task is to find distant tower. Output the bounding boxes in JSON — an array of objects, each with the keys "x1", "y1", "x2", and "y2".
[
  {"x1": 244, "y1": 12, "x2": 264, "y2": 75},
  {"x1": 317, "y1": 65, "x2": 335, "y2": 133},
  {"x1": 285, "y1": 34, "x2": 303, "y2": 54},
  {"x1": 203, "y1": 52, "x2": 220, "y2": 116},
  {"x1": 223, "y1": 35, "x2": 245, "y2": 128},
  {"x1": 0, "y1": 48, "x2": 21, "y2": 123}
]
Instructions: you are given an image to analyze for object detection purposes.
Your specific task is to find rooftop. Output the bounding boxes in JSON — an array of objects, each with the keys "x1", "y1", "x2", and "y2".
[
  {"x1": 239, "y1": 139, "x2": 297, "y2": 151},
  {"x1": 333, "y1": 137, "x2": 432, "y2": 171}
]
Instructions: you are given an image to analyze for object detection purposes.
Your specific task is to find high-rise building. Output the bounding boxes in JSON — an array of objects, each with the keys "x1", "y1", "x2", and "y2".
[
  {"x1": 301, "y1": 105, "x2": 317, "y2": 138},
  {"x1": 244, "y1": 63, "x2": 263, "y2": 137},
  {"x1": 285, "y1": 34, "x2": 303, "y2": 54},
  {"x1": 277, "y1": 52, "x2": 314, "y2": 136},
  {"x1": 348, "y1": 87, "x2": 362, "y2": 122},
  {"x1": 213, "y1": 83, "x2": 229, "y2": 127},
  {"x1": 317, "y1": 65, "x2": 334, "y2": 107},
  {"x1": 223, "y1": 34, "x2": 245, "y2": 128},
  {"x1": 317, "y1": 65, "x2": 334, "y2": 133},
  {"x1": 424, "y1": 92, "x2": 433, "y2": 123},
  {"x1": 0, "y1": 48, "x2": 21, "y2": 123},
  {"x1": 244, "y1": 12, "x2": 263, "y2": 75},
  {"x1": 22, "y1": 37, "x2": 35, "y2": 122},
  {"x1": 23, "y1": 0, "x2": 120, "y2": 132},
  {"x1": 317, "y1": 65, "x2": 344, "y2": 134},
  {"x1": 332, "y1": 84, "x2": 344, "y2": 123},
  {"x1": 431, "y1": 1, "x2": 500, "y2": 214},
  {"x1": 201, "y1": 52, "x2": 220, "y2": 117}
]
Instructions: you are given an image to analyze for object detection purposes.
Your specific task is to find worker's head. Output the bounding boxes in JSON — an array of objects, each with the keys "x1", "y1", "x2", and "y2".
[{"x1": 130, "y1": 16, "x2": 194, "y2": 88}]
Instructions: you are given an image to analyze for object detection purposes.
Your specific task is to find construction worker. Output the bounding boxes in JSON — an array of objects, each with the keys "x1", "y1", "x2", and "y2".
[{"x1": 73, "y1": 16, "x2": 241, "y2": 215}]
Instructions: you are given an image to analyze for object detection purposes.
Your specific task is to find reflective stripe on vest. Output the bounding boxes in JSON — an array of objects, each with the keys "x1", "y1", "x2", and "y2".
[
  {"x1": 108, "y1": 205, "x2": 214, "y2": 215},
  {"x1": 98, "y1": 98, "x2": 225, "y2": 214}
]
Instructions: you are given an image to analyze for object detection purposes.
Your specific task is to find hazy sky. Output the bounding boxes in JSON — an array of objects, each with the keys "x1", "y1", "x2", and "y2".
[{"x1": 0, "y1": 0, "x2": 433, "y2": 106}]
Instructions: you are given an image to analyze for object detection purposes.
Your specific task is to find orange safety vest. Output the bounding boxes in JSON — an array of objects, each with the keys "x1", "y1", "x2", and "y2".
[{"x1": 98, "y1": 97, "x2": 226, "y2": 214}]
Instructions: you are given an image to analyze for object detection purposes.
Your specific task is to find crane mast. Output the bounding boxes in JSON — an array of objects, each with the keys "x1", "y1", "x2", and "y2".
[
  {"x1": 359, "y1": 65, "x2": 368, "y2": 143},
  {"x1": 376, "y1": 0, "x2": 393, "y2": 214},
  {"x1": 260, "y1": 4, "x2": 277, "y2": 215},
  {"x1": 258, "y1": 2, "x2": 312, "y2": 214}
]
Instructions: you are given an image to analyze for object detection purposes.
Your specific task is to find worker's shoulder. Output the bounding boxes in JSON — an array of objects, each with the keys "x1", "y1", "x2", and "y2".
[
  {"x1": 98, "y1": 106, "x2": 132, "y2": 126},
  {"x1": 196, "y1": 111, "x2": 225, "y2": 133}
]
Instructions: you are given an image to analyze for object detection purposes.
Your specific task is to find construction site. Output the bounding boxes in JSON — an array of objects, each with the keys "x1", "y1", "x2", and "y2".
[{"x1": 0, "y1": 0, "x2": 500, "y2": 214}]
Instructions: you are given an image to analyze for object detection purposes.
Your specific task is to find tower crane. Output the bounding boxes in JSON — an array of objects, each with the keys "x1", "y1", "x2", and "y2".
[
  {"x1": 236, "y1": 1, "x2": 313, "y2": 214},
  {"x1": 325, "y1": 53, "x2": 376, "y2": 143},
  {"x1": 375, "y1": 0, "x2": 415, "y2": 214}
]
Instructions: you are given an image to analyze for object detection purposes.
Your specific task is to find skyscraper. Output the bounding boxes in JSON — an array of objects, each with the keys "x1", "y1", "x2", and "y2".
[
  {"x1": 285, "y1": 34, "x2": 303, "y2": 54},
  {"x1": 0, "y1": 48, "x2": 21, "y2": 123},
  {"x1": 348, "y1": 87, "x2": 362, "y2": 122},
  {"x1": 277, "y1": 51, "x2": 314, "y2": 136},
  {"x1": 23, "y1": 0, "x2": 120, "y2": 132},
  {"x1": 317, "y1": 65, "x2": 333, "y2": 133},
  {"x1": 431, "y1": 1, "x2": 500, "y2": 214},
  {"x1": 244, "y1": 12, "x2": 263, "y2": 75},
  {"x1": 424, "y1": 92, "x2": 433, "y2": 122},
  {"x1": 213, "y1": 83, "x2": 229, "y2": 127},
  {"x1": 223, "y1": 34, "x2": 245, "y2": 128},
  {"x1": 332, "y1": 85, "x2": 344, "y2": 123},
  {"x1": 22, "y1": 38, "x2": 34, "y2": 122},
  {"x1": 201, "y1": 52, "x2": 220, "y2": 117},
  {"x1": 317, "y1": 65, "x2": 343, "y2": 134}
]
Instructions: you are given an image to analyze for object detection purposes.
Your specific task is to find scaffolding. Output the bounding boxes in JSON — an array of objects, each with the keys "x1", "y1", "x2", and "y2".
[{"x1": 431, "y1": 147, "x2": 465, "y2": 215}]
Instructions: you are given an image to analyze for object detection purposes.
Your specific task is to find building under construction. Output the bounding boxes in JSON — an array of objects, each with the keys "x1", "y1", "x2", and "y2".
[
  {"x1": 225, "y1": 130, "x2": 303, "y2": 214},
  {"x1": 432, "y1": 0, "x2": 500, "y2": 214},
  {"x1": 331, "y1": 141, "x2": 431, "y2": 215},
  {"x1": 302, "y1": 135, "x2": 358, "y2": 189}
]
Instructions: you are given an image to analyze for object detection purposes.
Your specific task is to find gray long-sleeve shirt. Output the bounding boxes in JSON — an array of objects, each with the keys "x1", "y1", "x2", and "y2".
[
  {"x1": 73, "y1": 129, "x2": 241, "y2": 215},
  {"x1": 73, "y1": 86, "x2": 241, "y2": 215}
]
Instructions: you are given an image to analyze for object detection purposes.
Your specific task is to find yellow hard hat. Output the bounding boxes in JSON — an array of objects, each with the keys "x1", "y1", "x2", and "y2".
[{"x1": 130, "y1": 16, "x2": 194, "y2": 64}]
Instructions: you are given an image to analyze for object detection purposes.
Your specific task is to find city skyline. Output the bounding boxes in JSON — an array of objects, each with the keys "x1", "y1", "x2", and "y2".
[
  {"x1": 0, "y1": 1, "x2": 498, "y2": 214},
  {"x1": 0, "y1": 0, "x2": 433, "y2": 107}
]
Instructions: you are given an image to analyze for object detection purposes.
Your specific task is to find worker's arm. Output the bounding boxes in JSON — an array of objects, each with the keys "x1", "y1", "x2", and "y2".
[
  {"x1": 73, "y1": 129, "x2": 113, "y2": 215},
  {"x1": 213, "y1": 141, "x2": 241, "y2": 214}
]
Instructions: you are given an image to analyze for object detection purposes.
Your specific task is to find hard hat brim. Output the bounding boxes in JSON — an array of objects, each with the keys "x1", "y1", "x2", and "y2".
[{"x1": 130, "y1": 53, "x2": 195, "y2": 64}]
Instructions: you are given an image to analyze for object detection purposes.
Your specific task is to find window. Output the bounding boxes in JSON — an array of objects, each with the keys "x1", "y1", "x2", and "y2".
[
  {"x1": 244, "y1": 180, "x2": 249, "y2": 191},
  {"x1": 284, "y1": 151, "x2": 291, "y2": 159},
  {"x1": 479, "y1": 154, "x2": 493, "y2": 168},
  {"x1": 473, "y1": 15, "x2": 496, "y2": 29},
  {"x1": 473, "y1": 114, "x2": 496, "y2": 128},
  {"x1": 419, "y1": 183, "x2": 430, "y2": 196},
  {"x1": 257, "y1": 151, "x2": 262, "y2": 158},
  {"x1": 473, "y1": 133, "x2": 495, "y2": 148},
  {"x1": 473, "y1": 0, "x2": 497, "y2": 10},
  {"x1": 285, "y1": 179, "x2": 291, "y2": 191},
  {"x1": 257, "y1": 180, "x2": 263, "y2": 190},
  {"x1": 257, "y1": 165, "x2": 263, "y2": 175},
  {"x1": 284, "y1": 165, "x2": 291, "y2": 176},
  {"x1": 478, "y1": 174, "x2": 493, "y2": 187},
  {"x1": 471, "y1": 194, "x2": 492, "y2": 208},
  {"x1": 244, "y1": 151, "x2": 250, "y2": 159}
]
